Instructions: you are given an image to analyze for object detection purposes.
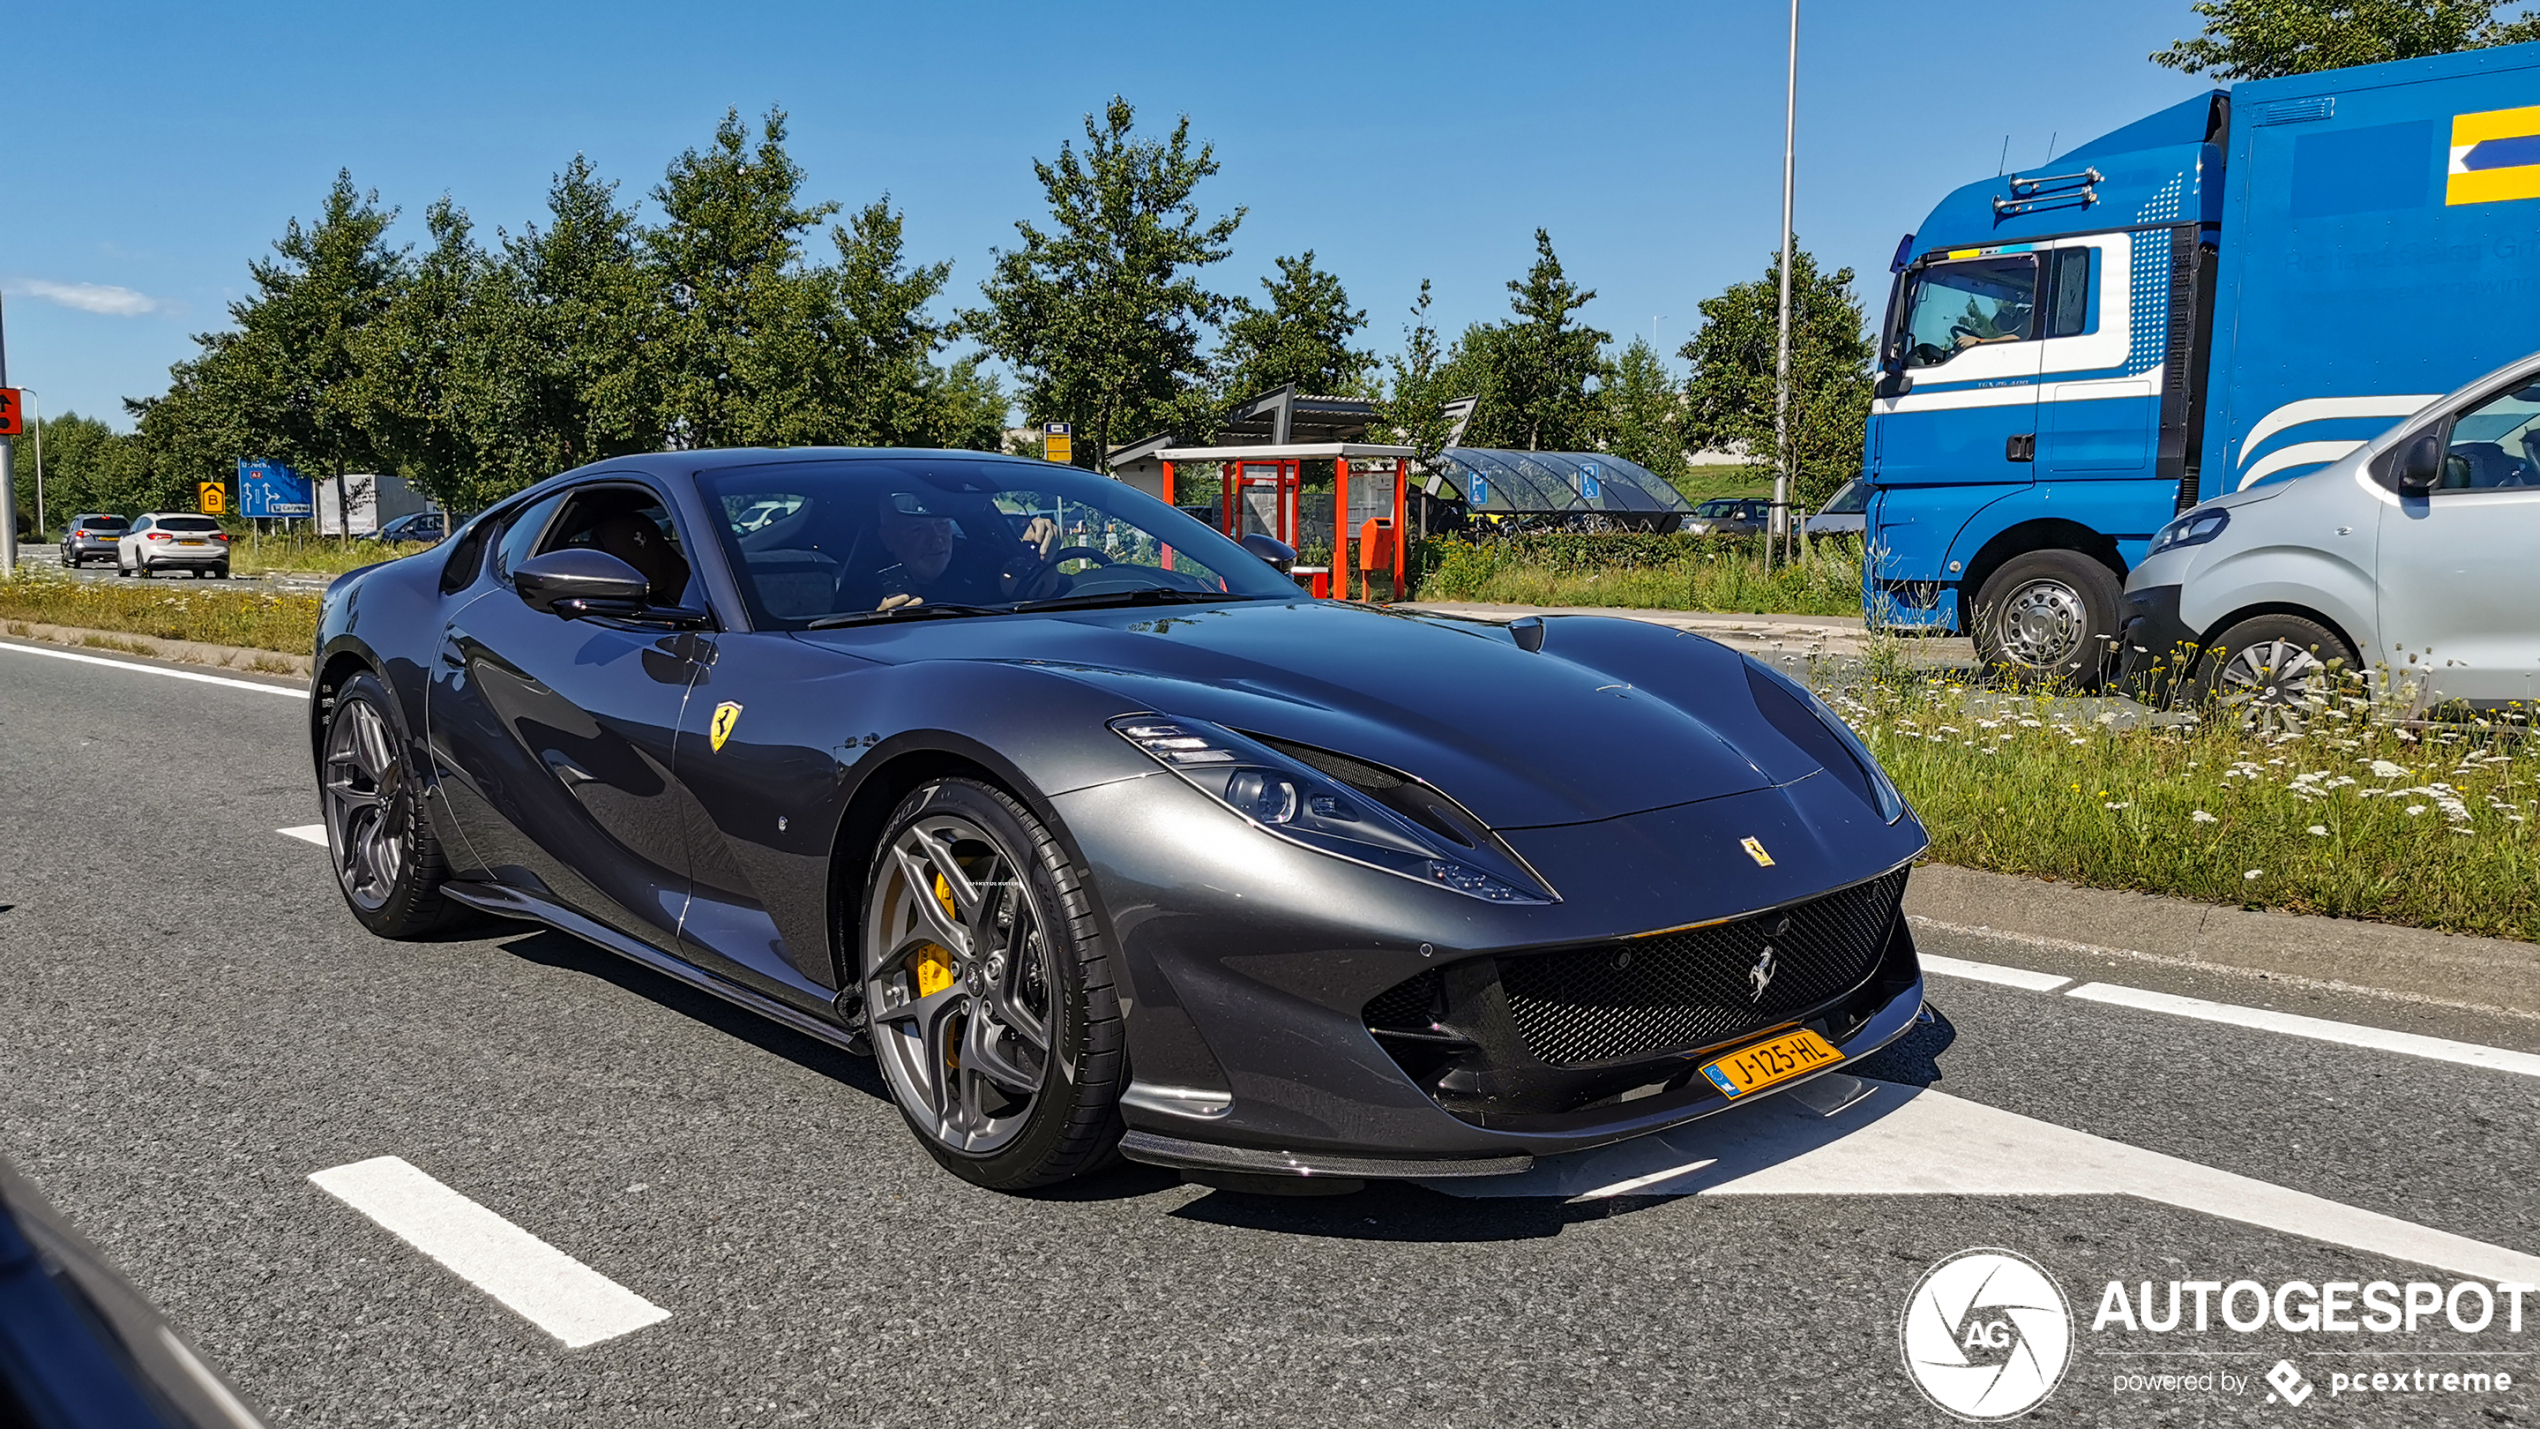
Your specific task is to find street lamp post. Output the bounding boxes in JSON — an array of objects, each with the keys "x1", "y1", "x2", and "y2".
[
  {"x1": 0, "y1": 290, "x2": 16, "y2": 577},
  {"x1": 1771, "y1": 0, "x2": 1799, "y2": 566}
]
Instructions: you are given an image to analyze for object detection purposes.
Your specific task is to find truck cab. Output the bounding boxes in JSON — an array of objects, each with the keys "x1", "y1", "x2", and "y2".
[
  {"x1": 1863, "y1": 41, "x2": 2540, "y2": 685},
  {"x1": 1864, "y1": 92, "x2": 2227, "y2": 682}
]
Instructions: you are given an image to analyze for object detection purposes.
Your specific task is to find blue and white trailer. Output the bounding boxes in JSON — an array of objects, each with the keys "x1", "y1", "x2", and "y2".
[{"x1": 1862, "y1": 42, "x2": 2540, "y2": 681}]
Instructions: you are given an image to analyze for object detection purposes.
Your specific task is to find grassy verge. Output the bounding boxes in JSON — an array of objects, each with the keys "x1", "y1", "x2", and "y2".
[
  {"x1": 1832, "y1": 662, "x2": 2540, "y2": 943},
  {"x1": 0, "y1": 570, "x2": 322, "y2": 654},
  {"x1": 1416, "y1": 532, "x2": 1864, "y2": 616},
  {"x1": 222, "y1": 530, "x2": 436, "y2": 575}
]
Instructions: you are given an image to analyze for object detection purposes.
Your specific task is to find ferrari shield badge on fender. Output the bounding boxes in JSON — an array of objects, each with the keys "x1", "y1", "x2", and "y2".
[
  {"x1": 709, "y1": 701, "x2": 744, "y2": 752},
  {"x1": 1740, "y1": 836, "x2": 1774, "y2": 867}
]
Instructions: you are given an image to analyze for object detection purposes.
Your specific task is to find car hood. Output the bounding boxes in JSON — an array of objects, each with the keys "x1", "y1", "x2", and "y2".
[{"x1": 792, "y1": 600, "x2": 1783, "y2": 829}]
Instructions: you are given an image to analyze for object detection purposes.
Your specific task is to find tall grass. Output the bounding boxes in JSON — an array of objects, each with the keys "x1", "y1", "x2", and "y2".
[
  {"x1": 0, "y1": 570, "x2": 321, "y2": 654},
  {"x1": 227, "y1": 530, "x2": 436, "y2": 575},
  {"x1": 1831, "y1": 662, "x2": 2540, "y2": 943},
  {"x1": 1416, "y1": 533, "x2": 1864, "y2": 616}
]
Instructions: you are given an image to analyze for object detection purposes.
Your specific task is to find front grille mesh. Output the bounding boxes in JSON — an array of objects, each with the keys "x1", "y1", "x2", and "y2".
[{"x1": 1495, "y1": 870, "x2": 1905, "y2": 1066}]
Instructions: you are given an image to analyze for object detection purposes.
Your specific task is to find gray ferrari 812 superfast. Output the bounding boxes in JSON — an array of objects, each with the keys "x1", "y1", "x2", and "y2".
[{"x1": 311, "y1": 449, "x2": 1927, "y2": 1190}]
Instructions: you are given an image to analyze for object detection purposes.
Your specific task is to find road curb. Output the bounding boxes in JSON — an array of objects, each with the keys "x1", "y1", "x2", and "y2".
[
  {"x1": 0, "y1": 620, "x2": 313, "y2": 679},
  {"x1": 1905, "y1": 862, "x2": 2540, "y2": 1019}
]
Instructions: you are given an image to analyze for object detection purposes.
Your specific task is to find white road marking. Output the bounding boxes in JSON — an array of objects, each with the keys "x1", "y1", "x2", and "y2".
[
  {"x1": 0, "y1": 639, "x2": 302, "y2": 698},
  {"x1": 1919, "y1": 953, "x2": 2071, "y2": 992},
  {"x1": 2065, "y1": 982, "x2": 2540, "y2": 1080},
  {"x1": 1426, "y1": 1079, "x2": 2540, "y2": 1285},
  {"x1": 307, "y1": 1156, "x2": 668, "y2": 1348},
  {"x1": 278, "y1": 825, "x2": 328, "y2": 847}
]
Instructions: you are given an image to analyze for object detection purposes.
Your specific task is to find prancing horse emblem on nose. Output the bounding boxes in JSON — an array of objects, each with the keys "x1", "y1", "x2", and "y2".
[
  {"x1": 1750, "y1": 944, "x2": 1778, "y2": 1002},
  {"x1": 1741, "y1": 836, "x2": 1774, "y2": 867}
]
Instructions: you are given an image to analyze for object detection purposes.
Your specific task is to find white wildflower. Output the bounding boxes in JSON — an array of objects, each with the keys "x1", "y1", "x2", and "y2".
[
  {"x1": 2406, "y1": 805, "x2": 2428, "y2": 816},
  {"x1": 2244, "y1": 869, "x2": 2262, "y2": 880},
  {"x1": 2191, "y1": 810, "x2": 2218, "y2": 824},
  {"x1": 2307, "y1": 825, "x2": 2330, "y2": 837},
  {"x1": 2369, "y1": 759, "x2": 2410, "y2": 778}
]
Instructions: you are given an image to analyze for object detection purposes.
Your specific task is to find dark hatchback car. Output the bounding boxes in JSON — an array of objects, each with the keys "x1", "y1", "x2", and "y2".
[
  {"x1": 365, "y1": 510, "x2": 449, "y2": 545},
  {"x1": 309, "y1": 449, "x2": 1927, "y2": 1192},
  {"x1": 60, "y1": 514, "x2": 130, "y2": 567}
]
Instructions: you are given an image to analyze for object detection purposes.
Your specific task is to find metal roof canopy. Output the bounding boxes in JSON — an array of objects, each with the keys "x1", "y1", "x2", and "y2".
[
  {"x1": 1220, "y1": 384, "x2": 1380, "y2": 445},
  {"x1": 1155, "y1": 441, "x2": 1415, "y2": 461}
]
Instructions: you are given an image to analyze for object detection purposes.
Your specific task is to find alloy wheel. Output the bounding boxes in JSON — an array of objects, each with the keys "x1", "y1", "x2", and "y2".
[
  {"x1": 322, "y1": 697, "x2": 407, "y2": 911},
  {"x1": 1993, "y1": 578, "x2": 2087, "y2": 671},
  {"x1": 863, "y1": 812, "x2": 1056, "y2": 1158},
  {"x1": 2214, "y1": 639, "x2": 2328, "y2": 736}
]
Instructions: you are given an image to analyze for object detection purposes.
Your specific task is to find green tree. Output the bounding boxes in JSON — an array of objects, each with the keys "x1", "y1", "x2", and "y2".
[
  {"x1": 812, "y1": 197, "x2": 1006, "y2": 448},
  {"x1": 1218, "y1": 251, "x2": 1372, "y2": 401},
  {"x1": 1373, "y1": 279, "x2": 1462, "y2": 463},
  {"x1": 497, "y1": 155, "x2": 664, "y2": 492},
  {"x1": 184, "y1": 171, "x2": 408, "y2": 523},
  {"x1": 1678, "y1": 241, "x2": 1872, "y2": 508},
  {"x1": 1459, "y1": 230, "x2": 1612, "y2": 452},
  {"x1": 647, "y1": 107, "x2": 838, "y2": 449},
  {"x1": 354, "y1": 196, "x2": 506, "y2": 509},
  {"x1": 2152, "y1": 0, "x2": 2540, "y2": 77},
  {"x1": 1598, "y1": 337, "x2": 1688, "y2": 482},
  {"x1": 21, "y1": 412, "x2": 126, "y2": 520},
  {"x1": 966, "y1": 96, "x2": 1244, "y2": 468}
]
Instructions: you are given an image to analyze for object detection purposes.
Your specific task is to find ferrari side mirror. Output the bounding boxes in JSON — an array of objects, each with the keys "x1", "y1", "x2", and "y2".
[
  {"x1": 1240, "y1": 532, "x2": 1297, "y2": 574},
  {"x1": 514, "y1": 548, "x2": 651, "y2": 617},
  {"x1": 2395, "y1": 433, "x2": 2443, "y2": 496}
]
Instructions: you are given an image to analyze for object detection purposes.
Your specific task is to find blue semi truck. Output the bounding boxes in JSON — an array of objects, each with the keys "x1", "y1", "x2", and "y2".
[{"x1": 1860, "y1": 41, "x2": 2540, "y2": 682}]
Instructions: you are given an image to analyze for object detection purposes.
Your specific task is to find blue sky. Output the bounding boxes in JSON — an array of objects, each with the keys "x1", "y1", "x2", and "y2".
[{"x1": 3, "y1": 0, "x2": 2217, "y2": 429}]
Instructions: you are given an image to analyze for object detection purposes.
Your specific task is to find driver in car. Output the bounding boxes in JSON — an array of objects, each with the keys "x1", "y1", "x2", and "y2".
[{"x1": 870, "y1": 490, "x2": 1063, "y2": 611}]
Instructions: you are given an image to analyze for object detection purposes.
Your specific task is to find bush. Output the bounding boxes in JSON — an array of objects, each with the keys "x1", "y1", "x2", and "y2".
[{"x1": 1412, "y1": 531, "x2": 1864, "y2": 616}]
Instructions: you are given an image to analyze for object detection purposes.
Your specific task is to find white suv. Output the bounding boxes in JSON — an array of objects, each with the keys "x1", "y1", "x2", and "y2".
[{"x1": 117, "y1": 513, "x2": 233, "y2": 578}]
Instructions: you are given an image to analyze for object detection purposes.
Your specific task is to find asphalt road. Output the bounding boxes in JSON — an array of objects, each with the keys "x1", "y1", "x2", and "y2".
[
  {"x1": 25, "y1": 542, "x2": 341, "y2": 592},
  {"x1": 3, "y1": 639, "x2": 2536, "y2": 1428}
]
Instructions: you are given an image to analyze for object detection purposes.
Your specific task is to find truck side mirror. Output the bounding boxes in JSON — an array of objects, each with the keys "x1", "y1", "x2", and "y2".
[
  {"x1": 1875, "y1": 371, "x2": 1913, "y2": 400},
  {"x1": 2395, "y1": 433, "x2": 2443, "y2": 496}
]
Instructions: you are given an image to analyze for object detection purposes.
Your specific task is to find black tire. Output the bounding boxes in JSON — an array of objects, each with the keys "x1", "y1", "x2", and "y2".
[
  {"x1": 1970, "y1": 549, "x2": 2124, "y2": 689},
  {"x1": 212, "y1": 565, "x2": 231, "y2": 580},
  {"x1": 2186, "y1": 613, "x2": 2356, "y2": 736},
  {"x1": 859, "y1": 777, "x2": 1124, "y2": 1190},
  {"x1": 319, "y1": 670, "x2": 467, "y2": 938}
]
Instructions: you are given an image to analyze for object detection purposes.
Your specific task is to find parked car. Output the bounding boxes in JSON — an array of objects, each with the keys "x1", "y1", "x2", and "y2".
[
  {"x1": 1684, "y1": 497, "x2": 1770, "y2": 537},
  {"x1": 59, "y1": 513, "x2": 130, "y2": 567},
  {"x1": 0, "y1": 1155, "x2": 270, "y2": 1427},
  {"x1": 1803, "y1": 480, "x2": 1870, "y2": 538},
  {"x1": 2122, "y1": 349, "x2": 2540, "y2": 729},
  {"x1": 364, "y1": 510, "x2": 450, "y2": 545},
  {"x1": 116, "y1": 513, "x2": 232, "y2": 578},
  {"x1": 312, "y1": 449, "x2": 1926, "y2": 1193}
]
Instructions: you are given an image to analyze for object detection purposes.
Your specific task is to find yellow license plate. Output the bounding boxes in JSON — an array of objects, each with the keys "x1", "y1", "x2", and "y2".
[{"x1": 1700, "y1": 1029, "x2": 1842, "y2": 1099}]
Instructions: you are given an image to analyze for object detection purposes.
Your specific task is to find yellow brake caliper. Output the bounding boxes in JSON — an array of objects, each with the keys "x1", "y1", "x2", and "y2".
[{"x1": 917, "y1": 869, "x2": 963, "y2": 1067}]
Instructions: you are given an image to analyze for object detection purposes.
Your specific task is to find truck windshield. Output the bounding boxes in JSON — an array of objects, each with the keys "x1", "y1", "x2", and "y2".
[{"x1": 1902, "y1": 255, "x2": 2036, "y2": 369}]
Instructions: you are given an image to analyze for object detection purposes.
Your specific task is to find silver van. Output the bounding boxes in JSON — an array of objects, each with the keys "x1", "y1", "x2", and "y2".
[{"x1": 2122, "y1": 350, "x2": 2540, "y2": 725}]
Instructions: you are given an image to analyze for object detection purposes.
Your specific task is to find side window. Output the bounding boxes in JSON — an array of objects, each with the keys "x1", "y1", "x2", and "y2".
[
  {"x1": 533, "y1": 486, "x2": 697, "y2": 605},
  {"x1": 132, "y1": 517, "x2": 152, "y2": 533},
  {"x1": 438, "y1": 514, "x2": 496, "y2": 595},
  {"x1": 1902, "y1": 255, "x2": 2037, "y2": 369},
  {"x1": 2439, "y1": 380, "x2": 2540, "y2": 491},
  {"x1": 2042, "y1": 248, "x2": 2092, "y2": 339},
  {"x1": 494, "y1": 493, "x2": 570, "y2": 585}
]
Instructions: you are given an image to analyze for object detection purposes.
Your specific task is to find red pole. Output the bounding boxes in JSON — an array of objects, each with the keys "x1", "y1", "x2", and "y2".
[
  {"x1": 1392, "y1": 456, "x2": 1408, "y2": 601},
  {"x1": 1334, "y1": 454, "x2": 1351, "y2": 602},
  {"x1": 1161, "y1": 459, "x2": 1175, "y2": 506}
]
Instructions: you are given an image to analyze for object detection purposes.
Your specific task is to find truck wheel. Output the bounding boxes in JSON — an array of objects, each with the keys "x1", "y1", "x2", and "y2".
[
  {"x1": 2186, "y1": 614, "x2": 2355, "y2": 736},
  {"x1": 1971, "y1": 550, "x2": 2122, "y2": 688}
]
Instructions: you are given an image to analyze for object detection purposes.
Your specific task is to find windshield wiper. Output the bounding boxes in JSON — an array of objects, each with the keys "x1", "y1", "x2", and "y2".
[
  {"x1": 1014, "y1": 589, "x2": 1260, "y2": 614},
  {"x1": 804, "y1": 602, "x2": 1010, "y2": 630}
]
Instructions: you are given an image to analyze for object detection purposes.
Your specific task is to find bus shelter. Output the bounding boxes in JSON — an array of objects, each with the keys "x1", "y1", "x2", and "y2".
[{"x1": 1154, "y1": 442, "x2": 1416, "y2": 601}]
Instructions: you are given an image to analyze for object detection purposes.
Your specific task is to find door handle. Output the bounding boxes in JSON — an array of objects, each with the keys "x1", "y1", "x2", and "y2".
[{"x1": 2006, "y1": 434, "x2": 2036, "y2": 463}]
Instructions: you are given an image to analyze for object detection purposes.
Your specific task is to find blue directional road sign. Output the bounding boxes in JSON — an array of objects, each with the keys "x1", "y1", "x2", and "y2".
[{"x1": 238, "y1": 459, "x2": 312, "y2": 518}]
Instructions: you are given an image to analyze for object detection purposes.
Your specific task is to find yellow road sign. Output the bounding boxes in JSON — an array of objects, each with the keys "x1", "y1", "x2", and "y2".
[
  {"x1": 1043, "y1": 421, "x2": 1073, "y2": 465},
  {"x1": 198, "y1": 482, "x2": 226, "y2": 515}
]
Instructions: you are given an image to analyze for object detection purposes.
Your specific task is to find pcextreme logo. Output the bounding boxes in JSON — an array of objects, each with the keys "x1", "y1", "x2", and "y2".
[{"x1": 1900, "y1": 1248, "x2": 2074, "y2": 1421}]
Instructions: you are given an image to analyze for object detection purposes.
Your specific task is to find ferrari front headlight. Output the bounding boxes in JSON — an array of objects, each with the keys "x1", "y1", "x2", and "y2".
[{"x1": 1111, "y1": 716, "x2": 1555, "y2": 904}]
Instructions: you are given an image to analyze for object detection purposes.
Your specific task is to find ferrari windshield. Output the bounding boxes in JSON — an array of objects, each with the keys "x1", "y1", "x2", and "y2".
[{"x1": 697, "y1": 457, "x2": 1301, "y2": 629}]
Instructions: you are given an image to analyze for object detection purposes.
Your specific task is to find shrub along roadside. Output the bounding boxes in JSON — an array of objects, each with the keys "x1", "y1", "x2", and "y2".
[
  {"x1": 1413, "y1": 532, "x2": 1863, "y2": 616},
  {"x1": 0, "y1": 571, "x2": 321, "y2": 655},
  {"x1": 1832, "y1": 666, "x2": 2540, "y2": 944}
]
